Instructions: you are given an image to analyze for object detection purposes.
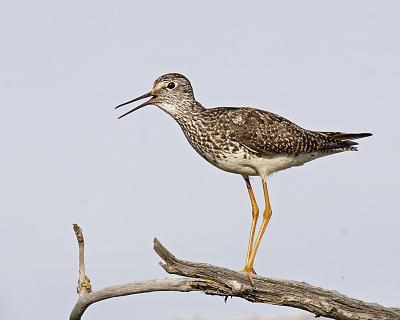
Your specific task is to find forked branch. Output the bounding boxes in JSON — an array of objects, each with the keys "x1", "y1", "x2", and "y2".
[{"x1": 70, "y1": 225, "x2": 400, "y2": 320}]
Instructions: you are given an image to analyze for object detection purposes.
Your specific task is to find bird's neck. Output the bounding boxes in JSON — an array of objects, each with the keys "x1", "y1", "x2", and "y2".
[
  {"x1": 174, "y1": 100, "x2": 204, "y2": 124},
  {"x1": 156, "y1": 98, "x2": 203, "y2": 123},
  {"x1": 171, "y1": 101, "x2": 209, "y2": 148}
]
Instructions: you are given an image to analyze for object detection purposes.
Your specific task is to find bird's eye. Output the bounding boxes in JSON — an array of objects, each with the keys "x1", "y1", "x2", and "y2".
[{"x1": 167, "y1": 82, "x2": 175, "y2": 89}]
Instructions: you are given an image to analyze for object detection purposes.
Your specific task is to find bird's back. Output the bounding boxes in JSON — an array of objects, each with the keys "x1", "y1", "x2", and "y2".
[{"x1": 202, "y1": 106, "x2": 370, "y2": 155}]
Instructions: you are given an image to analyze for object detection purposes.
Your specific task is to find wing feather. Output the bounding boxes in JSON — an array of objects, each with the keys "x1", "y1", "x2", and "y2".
[{"x1": 223, "y1": 108, "x2": 357, "y2": 154}]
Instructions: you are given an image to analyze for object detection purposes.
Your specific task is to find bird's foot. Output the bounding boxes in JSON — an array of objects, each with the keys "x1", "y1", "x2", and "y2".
[{"x1": 240, "y1": 265, "x2": 257, "y2": 286}]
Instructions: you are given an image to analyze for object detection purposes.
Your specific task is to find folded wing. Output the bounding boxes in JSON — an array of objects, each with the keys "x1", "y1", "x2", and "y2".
[{"x1": 227, "y1": 108, "x2": 371, "y2": 155}]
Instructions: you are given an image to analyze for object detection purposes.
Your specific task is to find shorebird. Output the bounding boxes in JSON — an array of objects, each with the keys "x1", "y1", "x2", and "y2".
[{"x1": 115, "y1": 73, "x2": 371, "y2": 284}]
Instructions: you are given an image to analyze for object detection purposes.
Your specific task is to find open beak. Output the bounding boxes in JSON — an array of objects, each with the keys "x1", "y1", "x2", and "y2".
[{"x1": 115, "y1": 91, "x2": 154, "y2": 119}]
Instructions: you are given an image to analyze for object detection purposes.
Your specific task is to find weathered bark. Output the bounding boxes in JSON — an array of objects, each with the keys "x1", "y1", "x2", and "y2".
[{"x1": 70, "y1": 225, "x2": 400, "y2": 320}]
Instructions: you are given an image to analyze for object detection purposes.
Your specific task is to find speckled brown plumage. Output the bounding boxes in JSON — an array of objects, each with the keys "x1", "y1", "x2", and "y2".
[
  {"x1": 115, "y1": 72, "x2": 372, "y2": 283},
  {"x1": 115, "y1": 73, "x2": 371, "y2": 177}
]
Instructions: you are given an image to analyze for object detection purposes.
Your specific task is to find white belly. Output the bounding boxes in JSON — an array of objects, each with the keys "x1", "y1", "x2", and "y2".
[
  {"x1": 184, "y1": 131, "x2": 323, "y2": 177},
  {"x1": 208, "y1": 150, "x2": 322, "y2": 177}
]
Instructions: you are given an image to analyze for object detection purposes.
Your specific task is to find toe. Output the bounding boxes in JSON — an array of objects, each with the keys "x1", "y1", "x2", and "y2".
[{"x1": 240, "y1": 266, "x2": 257, "y2": 285}]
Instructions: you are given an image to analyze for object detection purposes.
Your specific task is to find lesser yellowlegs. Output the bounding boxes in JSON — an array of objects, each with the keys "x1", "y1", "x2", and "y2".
[{"x1": 115, "y1": 73, "x2": 372, "y2": 284}]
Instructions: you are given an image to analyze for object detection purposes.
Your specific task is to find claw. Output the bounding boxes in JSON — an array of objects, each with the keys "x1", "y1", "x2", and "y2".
[{"x1": 240, "y1": 266, "x2": 257, "y2": 286}]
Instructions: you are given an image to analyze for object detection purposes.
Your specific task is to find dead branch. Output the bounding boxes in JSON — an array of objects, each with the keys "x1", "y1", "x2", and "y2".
[
  {"x1": 73, "y1": 224, "x2": 92, "y2": 296},
  {"x1": 70, "y1": 225, "x2": 400, "y2": 320}
]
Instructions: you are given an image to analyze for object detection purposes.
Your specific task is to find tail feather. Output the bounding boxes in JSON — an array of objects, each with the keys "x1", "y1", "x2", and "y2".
[
  {"x1": 320, "y1": 138, "x2": 358, "y2": 151},
  {"x1": 319, "y1": 131, "x2": 373, "y2": 141},
  {"x1": 317, "y1": 131, "x2": 372, "y2": 152}
]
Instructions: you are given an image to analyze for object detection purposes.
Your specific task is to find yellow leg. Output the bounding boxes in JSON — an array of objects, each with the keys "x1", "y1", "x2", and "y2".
[
  {"x1": 247, "y1": 177, "x2": 272, "y2": 271},
  {"x1": 242, "y1": 177, "x2": 259, "y2": 280}
]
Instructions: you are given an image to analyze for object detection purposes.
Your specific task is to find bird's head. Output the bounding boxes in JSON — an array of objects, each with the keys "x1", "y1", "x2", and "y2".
[{"x1": 115, "y1": 73, "x2": 197, "y2": 119}]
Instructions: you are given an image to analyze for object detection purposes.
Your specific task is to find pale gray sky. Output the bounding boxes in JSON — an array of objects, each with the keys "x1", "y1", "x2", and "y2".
[{"x1": 1, "y1": 1, "x2": 399, "y2": 319}]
